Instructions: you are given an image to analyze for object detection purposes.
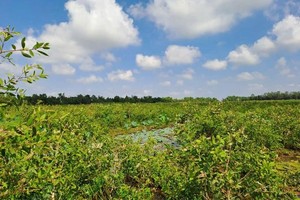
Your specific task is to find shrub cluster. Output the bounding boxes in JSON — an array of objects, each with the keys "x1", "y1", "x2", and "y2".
[{"x1": 0, "y1": 101, "x2": 299, "y2": 199}]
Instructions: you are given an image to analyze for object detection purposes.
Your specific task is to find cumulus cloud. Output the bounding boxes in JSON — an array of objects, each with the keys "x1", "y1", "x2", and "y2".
[
  {"x1": 272, "y1": 15, "x2": 300, "y2": 51},
  {"x1": 77, "y1": 75, "x2": 103, "y2": 84},
  {"x1": 101, "y1": 52, "x2": 117, "y2": 63},
  {"x1": 203, "y1": 59, "x2": 227, "y2": 71},
  {"x1": 136, "y1": 54, "x2": 162, "y2": 70},
  {"x1": 164, "y1": 45, "x2": 201, "y2": 65},
  {"x1": 52, "y1": 64, "x2": 76, "y2": 75},
  {"x1": 128, "y1": 3, "x2": 147, "y2": 19},
  {"x1": 63, "y1": 0, "x2": 139, "y2": 51},
  {"x1": 136, "y1": 45, "x2": 200, "y2": 70},
  {"x1": 252, "y1": 36, "x2": 276, "y2": 56},
  {"x1": 209, "y1": 15, "x2": 300, "y2": 69},
  {"x1": 79, "y1": 59, "x2": 104, "y2": 72},
  {"x1": 26, "y1": 0, "x2": 139, "y2": 73},
  {"x1": 237, "y1": 72, "x2": 265, "y2": 81},
  {"x1": 227, "y1": 45, "x2": 260, "y2": 66},
  {"x1": 130, "y1": 0, "x2": 272, "y2": 39},
  {"x1": 107, "y1": 70, "x2": 135, "y2": 81}
]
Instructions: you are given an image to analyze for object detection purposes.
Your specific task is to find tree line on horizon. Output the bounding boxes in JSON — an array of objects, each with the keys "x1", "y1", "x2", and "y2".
[
  {"x1": 1, "y1": 91, "x2": 300, "y2": 105},
  {"x1": 225, "y1": 91, "x2": 300, "y2": 101},
  {"x1": 21, "y1": 93, "x2": 217, "y2": 105}
]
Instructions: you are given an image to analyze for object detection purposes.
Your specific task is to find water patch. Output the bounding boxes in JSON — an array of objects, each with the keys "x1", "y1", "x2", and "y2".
[{"x1": 116, "y1": 127, "x2": 180, "y2": 149}]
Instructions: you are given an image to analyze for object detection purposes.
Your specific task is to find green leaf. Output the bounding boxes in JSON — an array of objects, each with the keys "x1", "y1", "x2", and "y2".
[
  {"x1": 33, "y1": 42, "x2": 43, "y2": 50},
  {"x1": 29, "y1": 50, "x2": 34, "y2": 57},
  {"x1": 21, "y1": 51, "x2": 31, "y2": 58},
  {"x1": 39, "y1": 74, "x2": 48, "y2": 79},
  {"x1": 4, "y1": 34, "x2": 12, "y2": 42},
  {"x1": 7, "y1": 73, "x2": 13, "y2": 77},
  {"x1": 5, "y1": 52, "x2": 13, "y2": 58},
  {"x1": 36, "y1": 65, "x2": 43, "y2": 70},
  {"x1": 37, "y1": 50, "x2": 48, "y2": 56},
  {"x1": 21, "y1": 37, "x2": 26, "y2": 49},
  {"x1": 12, "y1": 44, "x2": 16, "y2": 50}
]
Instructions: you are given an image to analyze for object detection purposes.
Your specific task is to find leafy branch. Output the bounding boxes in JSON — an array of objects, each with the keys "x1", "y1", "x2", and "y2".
[{"x1": 0, "y1": 26, "x2": 50, "y2": 106}]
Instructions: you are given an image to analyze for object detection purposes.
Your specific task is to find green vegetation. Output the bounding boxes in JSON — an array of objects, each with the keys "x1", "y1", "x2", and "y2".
[{"x1": 1, "y1": 101, "x2": 299, "y2": 199}]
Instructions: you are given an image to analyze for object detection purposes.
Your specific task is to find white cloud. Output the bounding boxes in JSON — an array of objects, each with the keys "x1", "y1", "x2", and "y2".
[
  {"x1": 79, "y1": 59, "x2": 104, "y2": 72},
  {"x1": 272, "y1": 15, "x2": 300, "y2": 51},
  {"x1": 79, "y1": 64, "x2": 104, "y2": 72},
  {"x1": 203, "y1": 59, "x2": 227, "y2": 71},
  {"x1": 265, "y1": 0, "x2": 300, "y2": 21},
  {"x1": 164, "y1": 45, "x2": 201, "y2": 65},
  {"x1": 132, "y1": 0, "x2": 272, "y2": 39},
  {"x1": 276, "y1": 57, "x2": 294, "y2": 77},
  {"x1": 160, "y1": 81, "x2": 171, "y2": 86},
  {"x1": 213, "y1": 15, "x2": 300, "y2": 69},
  {"x1": 0, "y1": 62, "x2": 22, "y2": 75},
  {"x1": 77, "y1": 75, "x2": 103, "y2": 84},
  {"x1": 107, "y1": 70, "x2": 135, "y2": 81},
  {"x1": 207, "y1": 80, "x2": 218, "y2": 86},
  {"x1": 63, "y1": 0, "x2": 139, "y2": 51},
  {"x1": 52, "y1": 64, "x2": 76, "y2": 75},
  {"x1": 128, "y1": 3, "x2": 146, "y2": 19},
  {"x1": 101, "y1": 52, "x2": 117, "y2": 63},
  {"x1": 136, "y1": 45, "x2": 200, "y2": 69},
  {"x1": 237, "y1": 72, "x2": 265, "y2": 81},
  {"x1": 136, "y1": 54, "x2": 162, "y2": 70},
  {"x1": 227, "y1": 45, "x2": 260, "y2": 66},
  {"x1": 252, "y1": 36, "x2": 276, "y2": 56},
  {"x1": 27, "y1": 0, "x2": 139, "y2": 70}
]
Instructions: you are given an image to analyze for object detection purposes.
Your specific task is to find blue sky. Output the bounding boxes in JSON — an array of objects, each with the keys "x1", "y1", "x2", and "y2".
[{"x1": 1, "y1": 0, "x2": 300, "y2": 99}]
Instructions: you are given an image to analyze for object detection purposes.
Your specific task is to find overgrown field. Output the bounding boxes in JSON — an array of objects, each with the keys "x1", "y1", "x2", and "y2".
[{"x1": 0, "y1": 100, "x2": 299, "y2": 199}]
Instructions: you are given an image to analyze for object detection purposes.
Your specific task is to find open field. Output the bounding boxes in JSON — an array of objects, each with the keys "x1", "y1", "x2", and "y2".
[{"x1": 0, "y1": 100, "x2": 299, "y2": 199}]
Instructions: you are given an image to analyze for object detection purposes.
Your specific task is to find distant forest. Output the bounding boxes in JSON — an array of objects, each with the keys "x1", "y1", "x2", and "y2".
[
  {"x1": 224, "y1": 91, "x2": 300, "y2": 101},
  {"x1": 1, "y1": 91, "x2": 299, "y2": 105},
  {"x1": 24, "y1": 94, "x2": 180, "y2": 105},
  {"x1": 7, "y1": 91, "x2": 296, "y2": 105}
]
